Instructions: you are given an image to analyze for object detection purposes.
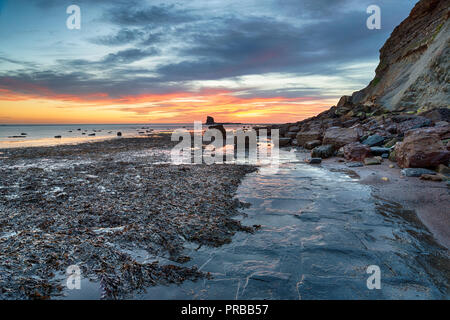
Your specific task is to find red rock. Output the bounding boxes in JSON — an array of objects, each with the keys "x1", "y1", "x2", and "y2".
[
  {"x1": 404, "y1": 125, "x2": 450, "y2": 140},
  {"x1": 396, "y1": 129, "x2": 450, "y2": 168},
  {"x1": 343, "y1": 142, "x2": 371, "y2": 161},
  {"x1": 322, "y1": 127, "x2": 360, "y2": 148}
]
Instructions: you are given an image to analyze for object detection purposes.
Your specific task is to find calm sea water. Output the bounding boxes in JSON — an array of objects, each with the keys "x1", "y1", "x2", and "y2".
[{"x1": 0, "y1": 124, "x2": 251, "y2": 148}]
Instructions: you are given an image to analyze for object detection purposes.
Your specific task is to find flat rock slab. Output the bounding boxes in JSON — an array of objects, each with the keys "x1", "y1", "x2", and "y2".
[{"x1": 401, "y1": 168, "x2": 436, "y2": 177}]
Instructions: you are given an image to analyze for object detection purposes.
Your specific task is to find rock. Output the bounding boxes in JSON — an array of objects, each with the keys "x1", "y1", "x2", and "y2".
[
  {"x1": 311, "y1": 145, "x2": 334, "y2": 159},
  {"x1": 278, "y1": 124, "x2": 290, "y2": 137},
  {"x1": 389, "y1": 149, "x2": 397, "y2": 162},
  {"x1": 362, "y1": 134, "x2": 385, "y2": 147},
  {"x1": 389, "y1": 164, "x2": 395, "y2": 168},
  {"x1": 404, "y1": 125, "x2": 450, "y2": 140},
  {"x1": 420, "y1": 174, "x2": 443, "y2": 182},
  {"x1": 435, "y1": 121, "x2": 449, "y2": 127},
  {"x1": 343, "y1": 142, "x2": 371, "y2": 161},
  {"x1": 306, "y1": 158, "x2": 322, "y2": 164},
  {"x1": 206, "y1": 116, "x2": 215, "y2": 125},
  {"x1": 381, "y1": 177, "x2": 389, "y2": 182},
  {"x1": 396, "y1": 129, "x2": 450, "y2": 168},
  {"x1": 88, "y1": 133, "x2": 96, "y2": 136},
  {"x1": 401, "y1": 168, "x2": 436, "y2": 177},
  {"x1": 346, "y1": 162, "x2": 364, "y2": 168},
  {"x1": 288, "y1": 126, "x2": 300, "y2": 133},
  {"x1": 305, "y1": 140, "x2": 321, "y2": 150},
  {"x1": 383, "y1": 138, "x2": 398, "y2": 148},
  {"x1": 337, "y1": 95, "x2": 352, "y2": 108},
  {"x1": 420, "y1": 108, "x2": 450, "y2": 122},
  {"x1": 437, "y1": 164, "x2": 450, "y2": 175},
  {"x1": 381, "y1": 153, "x2": 389, "y2": 159},
  {"x1": 322, "y1": 127, "x2": 360, "y2": 148},
  {"x1": 397, "y1": 116, "x2": 432, "y2": 135},
  {"x1": 278, "y1": 138, "x2": 291, "y2": 147},
  {"x1": 54, "y1": 135, "x2": 62, "y2": 138},
  {"x1": 286, "y1": 131, "x2": 298, "y2": 138},
  {"x1": 370, "y1": 147, "x2": 391, "y2": 155},
  {"x1": 336, "y1": 147, "x2": 344, "y2": 157},
  {"x1": 364, "y1": 157, "x2": 382, "y2": 165},
  {"x1": 117, "y1": 132, "x2": 122, "y2": 137},
  {"x1": 296, "y1": 131, "x2": 322, "y2": 147}
]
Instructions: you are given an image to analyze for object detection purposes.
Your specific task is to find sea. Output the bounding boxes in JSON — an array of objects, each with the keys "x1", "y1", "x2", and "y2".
[{"x1": 0, "y1": 123, "x2": 252, "y2": 148}]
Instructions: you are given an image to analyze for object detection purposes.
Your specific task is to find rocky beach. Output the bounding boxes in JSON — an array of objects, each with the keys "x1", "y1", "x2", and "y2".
[
  {"x1": 0, "y1": 134, "x2": 257, "y2": 299},
  {"x1": 0, "y1": 0, "x2": 448, "y2": 301}
]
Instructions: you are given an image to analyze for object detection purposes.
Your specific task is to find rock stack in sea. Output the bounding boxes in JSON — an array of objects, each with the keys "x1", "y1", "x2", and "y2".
[{"x1": 261, "y1": 0, "x2": 450, "y2": 182}]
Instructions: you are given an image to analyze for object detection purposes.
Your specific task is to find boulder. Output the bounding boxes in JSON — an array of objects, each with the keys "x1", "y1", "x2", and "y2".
[
  {"x1": 311, "y1": 145, "x2": 334, "y2": 159},
  {"x1": 117, "y1": 132, "x2": 122, "y2": 137},
  {"x1": 396, "y1": 130, "x2": 450, "y2": 168},
  {"x1": 404, "y1": 125, "x2": 450, "y2": 140},
  {"x1": 337, "y1": 95, "x2": 352, "y2": 108},
  {"x1": 401, "y1": 168, "x2": 436, "y2": 177},
  {"x1": 343, "y1": 142, "x2": 371, "y2": 161},
  {"x1": 322, "y1": 127, "x2": 360, "y2": 148},
  {"x1": 305, "y1": 140, "x2": 321, "y2": 150},
  {"x1": 296, "y1": 131, "x2": 322, "y2": 147},
  {"x1": 362, "y1": 134, "x2": 385, "y2": 147}
]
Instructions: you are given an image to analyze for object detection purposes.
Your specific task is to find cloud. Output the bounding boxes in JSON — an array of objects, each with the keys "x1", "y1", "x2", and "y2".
[
  {"x1": 91, "y1": 28, "x2": 144, "y2": 46},
  {"x1": 0, "y1": 0, "x2": 417, "y2": 122},
  {"x1": 105, "y1": 3, "x2": 195, "y2": 27}
]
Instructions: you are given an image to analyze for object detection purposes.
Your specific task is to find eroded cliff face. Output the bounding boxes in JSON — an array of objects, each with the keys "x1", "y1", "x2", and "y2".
[{"x1": 353, "y1": 0, "x2": 449, "y2": 112}]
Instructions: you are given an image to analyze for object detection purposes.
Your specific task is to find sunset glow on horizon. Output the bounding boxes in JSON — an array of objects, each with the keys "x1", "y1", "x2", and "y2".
[{"x1": 0, "y1": 87, "x2": 335, "y2": 124}]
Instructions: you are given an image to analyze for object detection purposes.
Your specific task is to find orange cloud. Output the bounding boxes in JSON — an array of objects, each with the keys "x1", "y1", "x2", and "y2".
[{"x1": 0, "y1": 83, "x2": 334, "y2": 124}]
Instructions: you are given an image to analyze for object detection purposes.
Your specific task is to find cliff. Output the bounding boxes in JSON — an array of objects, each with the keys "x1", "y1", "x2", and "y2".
[{"x1": 352, "y1": 0, "x2": 449, "y2": 112}]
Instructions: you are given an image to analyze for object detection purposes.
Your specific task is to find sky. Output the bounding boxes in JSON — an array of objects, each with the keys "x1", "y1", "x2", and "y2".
[{"x1": 0, "y1": 0, "x2": 417, "y2": 124}]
